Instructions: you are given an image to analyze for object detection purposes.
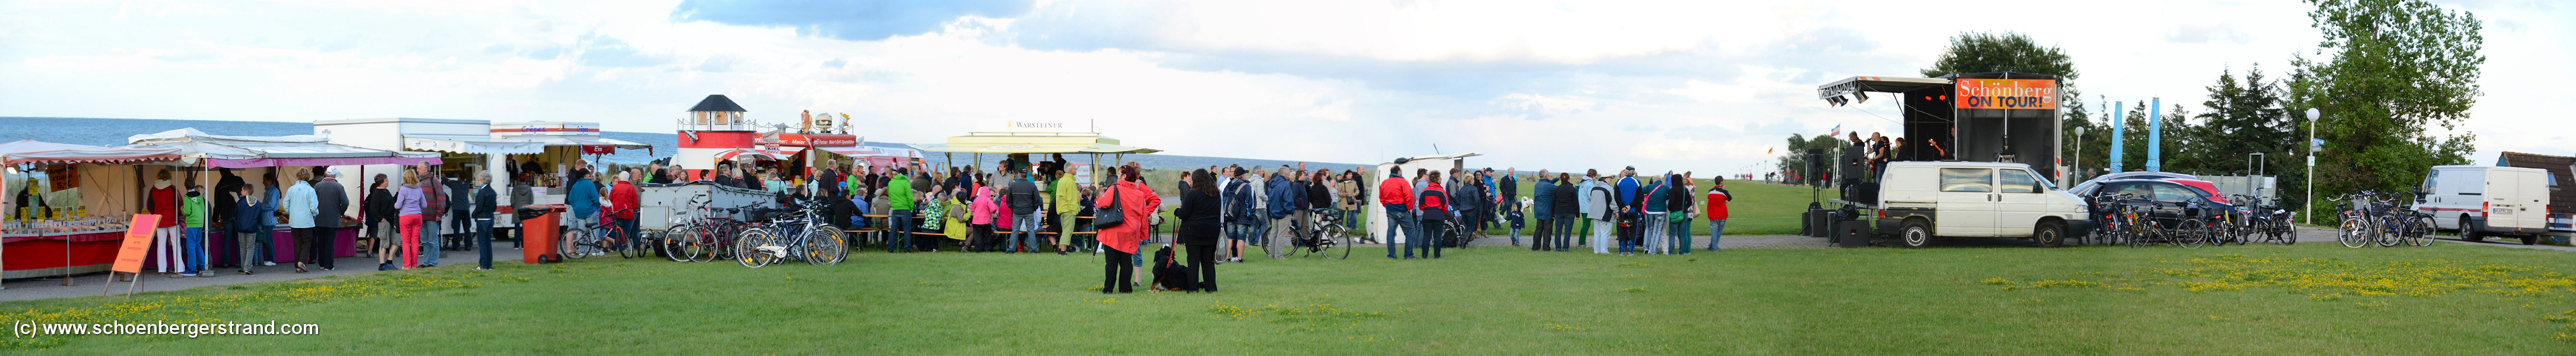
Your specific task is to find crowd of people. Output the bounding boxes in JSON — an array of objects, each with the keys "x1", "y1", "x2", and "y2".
[
  {"x1": 119, "y1": 151, "x2": 1739, "y2": 296},
  {"x1": 1373, "y1": 166, "x2": 1734, "y2": 258}
]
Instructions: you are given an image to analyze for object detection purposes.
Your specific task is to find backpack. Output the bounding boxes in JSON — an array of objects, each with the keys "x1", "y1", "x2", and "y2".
[
  {"x1": 1152, "y1": 245, "x2": 1199, "y2": 292},
  {"x1": 1225, "y1": 180, "x2": 1256, "y2": 225}
]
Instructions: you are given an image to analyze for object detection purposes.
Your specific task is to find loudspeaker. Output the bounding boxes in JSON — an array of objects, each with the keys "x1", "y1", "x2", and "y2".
[
  {"x1": 1807, "y1": 209, "x2": 1834, "y2": 238},
  {"x1": 1835, "y1": 221, "x2": 1870, "y2": 247},
  {"x1": 1839, "y1": 145, "x2": 1867, "y2": 182},
  {"x1": 1806, "y1": 149, "x2": 1827, "y2": 183}
]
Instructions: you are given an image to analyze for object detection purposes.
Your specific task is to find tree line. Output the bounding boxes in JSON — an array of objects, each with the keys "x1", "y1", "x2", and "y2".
[{"x1": 1780, "y1": 0, "x2": 2484, "y2": 216}]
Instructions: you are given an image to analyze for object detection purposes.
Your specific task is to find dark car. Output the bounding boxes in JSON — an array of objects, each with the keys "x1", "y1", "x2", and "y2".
[{"x1": 2076, "y1": 179, "x2": 2234, "y2": 223}]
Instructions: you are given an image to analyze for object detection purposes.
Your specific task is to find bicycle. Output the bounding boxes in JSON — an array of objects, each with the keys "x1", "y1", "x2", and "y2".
[
  {"x1": 1287, "y1": 208, "x2": 1352, "y2": 259},
  {"x1": 2244, "y1": 196, "x2": 2297, "y2": 245},
  {"x1": 675, "y1": 199, "x2": 761, "y2": 262},
  {"x1": 558, "y1": 214, "x2": 631, "y2": 260},
  {"x1": 2385, "y1": 195, "x2": 2437, "y2": 247},
  {"x1": 2336, "y1": 192, "x2": 2388, "y2": 249},
  {"x1": 735, "y1": 198, "x2": 847, "y2": 268}
]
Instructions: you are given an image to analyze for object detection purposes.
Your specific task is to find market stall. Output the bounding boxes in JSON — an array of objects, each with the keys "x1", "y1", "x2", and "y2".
[
  {"x1": 1, "y1": 140, "x2": 181, "y2": 280},
  {"x1": 123, "y1": 129, "x2": 441, "y2": 269},
  {"x1": 913, "y1": 122, "x2": 1160, "y2": 251}
]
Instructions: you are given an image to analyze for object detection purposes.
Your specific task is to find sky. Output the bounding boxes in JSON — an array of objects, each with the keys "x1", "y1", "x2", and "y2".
[{"x1": 1, "y1": 0, "x2": 2567, "y2": 177}]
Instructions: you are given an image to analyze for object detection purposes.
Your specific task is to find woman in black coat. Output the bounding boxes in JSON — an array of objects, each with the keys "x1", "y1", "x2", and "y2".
[
  {"x1": 1174, "y1": 169, "x2": 1224, "y2": 293},
  {"x1": 364, "y1": 174, "x2": 397, "y2": 268}
]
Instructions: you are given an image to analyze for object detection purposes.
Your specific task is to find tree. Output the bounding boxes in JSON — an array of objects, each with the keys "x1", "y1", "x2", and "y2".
[
  {"x1": 1918, "y1": 31, "x2": 2087, "y2": 179},
  {"x1": 2194, "y1": 65, "x2": 2308, "y2": 204},
  {"x1": 2063, "y1": 96, "x2": 2112, "y2": 180},
  {"x1": 1919, "y1": 31, "x2": 2078, "y2": 80},
  {"x1": 1774, "y1": 133, "x2": 1854, "y2": 186},
  {"x1": 2286, "y1": 0, "x2": 2483, "y2": 201}
]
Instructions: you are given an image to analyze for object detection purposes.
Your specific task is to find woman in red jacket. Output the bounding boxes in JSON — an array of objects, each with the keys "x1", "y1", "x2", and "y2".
[
  {"x1": 1416, "y1": 171, "x2": 1450, "y2": 259},
  {"x1": 1094, "y1": 166, "x2": 1160, "y2": 293},
  {"x1": 148, "y1": 170, "x2": 182, "y2": 276}
]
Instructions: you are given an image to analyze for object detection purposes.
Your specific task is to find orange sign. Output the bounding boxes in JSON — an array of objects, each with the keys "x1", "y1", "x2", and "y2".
[
  {"x1": 1954, "y1": 79, "x2": 2059, "y2": 110},
  {"x1": 110, "y1": 214, "x2": 160, "y2": 273}
]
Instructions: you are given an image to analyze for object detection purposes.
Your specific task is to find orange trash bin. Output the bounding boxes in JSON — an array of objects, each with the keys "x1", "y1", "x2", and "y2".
[{"x1": 522, "y1": 205, "x2": 563, "y2": 264}]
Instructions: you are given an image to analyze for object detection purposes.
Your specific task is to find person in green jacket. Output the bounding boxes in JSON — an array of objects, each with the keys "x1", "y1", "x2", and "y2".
[
  {"x1": 1050, "y1": 164, "x2": 1081, "y2": 255},
  {"x1": 887, "y1": 169, "x2": 917, "y2": 252},
  {"x1": 180, "y1": 183, "x2": 208, "y2": 276}
]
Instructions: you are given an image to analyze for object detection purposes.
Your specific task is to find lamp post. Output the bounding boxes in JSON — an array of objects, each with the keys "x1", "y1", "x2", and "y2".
[
  {"x1": 2304, "y1": 108, "x2": 2319, "y2": 225},
  {"x1": 2072, "y1": 126, "x2": 2085, "y2": 182},
  {"x1": 2248, "y1": 152, "x2": 2266, "y2": 196}
]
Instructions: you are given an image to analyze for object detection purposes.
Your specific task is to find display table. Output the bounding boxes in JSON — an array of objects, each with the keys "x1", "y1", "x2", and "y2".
[
  {"x1": 2, "y1": 227, "x2": 363, "y2": 278},
  {"x1": 2, "y1": 230, "x2": 126, "y2": 278}
]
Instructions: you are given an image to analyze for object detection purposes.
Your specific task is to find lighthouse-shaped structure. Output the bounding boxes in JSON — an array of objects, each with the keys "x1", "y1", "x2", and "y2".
[{"x1": 675, "y1": 94, "x2": 755, "y2": 180}]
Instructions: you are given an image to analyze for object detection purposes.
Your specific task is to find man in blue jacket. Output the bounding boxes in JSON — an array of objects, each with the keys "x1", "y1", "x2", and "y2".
[
  {"x1": 1263, "y1": 167, "x2": 1301, "y2": 259},
  {"x1": 1615, "y1": 167, "x2": 1641, "y2": 256},
  {"x1": 1529, "y1": 170, "x2": 1552, "y2": 251},
  {"x1": 565, "y1": 169, "x2": 601, "y2": 257}
]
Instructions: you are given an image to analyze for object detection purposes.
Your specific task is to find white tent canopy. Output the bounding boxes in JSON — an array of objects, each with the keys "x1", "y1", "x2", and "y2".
[
  {"x1": 0, "y1": 140, "x2": 182, "y2": 165},
  {"x1": 123, "y1": 128, "x2": 439, "y2": 169}
]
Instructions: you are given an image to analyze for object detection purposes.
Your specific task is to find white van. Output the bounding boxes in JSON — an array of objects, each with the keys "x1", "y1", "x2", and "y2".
[
  {"x1": 1873, "y1": 161, "x2": 2094, "y2": 247},
  {"x1": 2414, "y1": 166, "x2": 2550, "y2": 244}
]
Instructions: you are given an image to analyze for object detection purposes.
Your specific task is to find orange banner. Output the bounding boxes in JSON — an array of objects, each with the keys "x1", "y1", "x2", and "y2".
[
  {"x1": 1954, "y1": 79, "x2": 2058, "y2": 110},
  {"x1": 110, "y1": 214, "x2": 160, "y2": 274}
]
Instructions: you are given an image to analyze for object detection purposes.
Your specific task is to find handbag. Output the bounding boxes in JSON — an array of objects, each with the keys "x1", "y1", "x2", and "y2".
[{"x1": 1091, "y1": 186, "x2": 1126, "y2": 229}]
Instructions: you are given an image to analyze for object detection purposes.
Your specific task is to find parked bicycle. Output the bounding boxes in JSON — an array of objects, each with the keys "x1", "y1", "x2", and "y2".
[
  {"x1": 1284, "y1": 208, "x2": 1352, "y2": 259},
  {"x1": 559, "y1": 214, "x2": 633, "y2": 259},
  {"x1": 735, "y1": 197, "x2": 847, "y2": 268},
  {"x1": 671, "y1": 195, "x2": 760, "y2": 262}
]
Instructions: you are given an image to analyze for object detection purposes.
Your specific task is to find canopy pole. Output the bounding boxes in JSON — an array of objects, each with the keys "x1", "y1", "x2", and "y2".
[{"x1": 196, "y1": 164, "x2": 210, "y2": 276}]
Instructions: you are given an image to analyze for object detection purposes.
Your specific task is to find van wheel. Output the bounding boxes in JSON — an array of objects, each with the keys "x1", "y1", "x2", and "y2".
[
  {"x1": 2521, "y1": 235, "x2": 2538, "y2": 246},
  {"x1": 1900, "y1": 220, "x2": 1934, "y2": 249},
  {"x1": 2034, "y1": 221, "x2": 2065, "y2": 247},
  {"x1": 2460, "y1": 218, "x2": 2485, "y2": 242}
]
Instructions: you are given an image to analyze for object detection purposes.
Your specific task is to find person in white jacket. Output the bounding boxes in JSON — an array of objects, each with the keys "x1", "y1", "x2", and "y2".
[
  {"x1": 1578, "y1": 170, "x2": 1612, "y2": 254},
  {"x1": 281, "y1": 170, "x2": 321, "y2": 273}
]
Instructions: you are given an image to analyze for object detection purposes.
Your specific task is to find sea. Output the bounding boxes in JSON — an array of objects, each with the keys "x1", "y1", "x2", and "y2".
[{"x1": 0, "y1": 117, "x2": 1368, "y2": 171}]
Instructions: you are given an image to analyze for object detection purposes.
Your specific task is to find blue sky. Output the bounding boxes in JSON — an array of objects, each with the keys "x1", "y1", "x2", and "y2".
[{"x1": 1, "y1": 0, "x2": 2567, "y2": 176}]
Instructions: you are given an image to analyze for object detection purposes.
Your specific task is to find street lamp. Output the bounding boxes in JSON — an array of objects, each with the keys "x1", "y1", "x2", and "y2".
[
  {"x1": 2072, "y1": 126, "x2": 2086, "y2": 182},
  {"x1": 2304, "y1": 108, "x2": 2320, "y2": 225}
]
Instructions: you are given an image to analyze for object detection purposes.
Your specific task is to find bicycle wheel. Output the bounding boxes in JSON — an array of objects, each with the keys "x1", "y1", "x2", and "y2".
[
  {"x1": 1324, "y1": 224, "x2": 1351, "y2": 259},
  {"x1": 611, "y1": 227, "x2": 636, "y2": 259},
  {"x1": 2339, "y1": 218, "x2": 2371, "y2": 248},
  {"x1": 804, "y1": 227, "x2": 846, "y2": 266},
  {"x1": 561, "y1": 227, "x2": 589, "y2": 259},
  {"x1": 682, "y1": 226, "x2": 715, "y2": 262},
  {"x1": 660, "y1": 228, "x2": 690, "y2": 262},
  {"x1": 2273, "y1": 221, "x2": 2296, "y2": 245},
  {"x1": 737, "y1": 228, "x2": 775, "y2": 268},
  {"x1": 2407, "y1": 217, "x2": 2435, "y2": 247},
  {"x1": 2177, "y1": 220, "x2": 2207, "y2": 249}
]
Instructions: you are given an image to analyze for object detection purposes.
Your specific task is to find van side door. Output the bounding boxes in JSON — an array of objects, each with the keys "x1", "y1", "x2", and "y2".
[
  {"x1": 1935, "y1": 167, "x2": 1998, "y2": 237},
  {"x1": 1991, "y1": 169, "x2": 2048, "y2": 236}
]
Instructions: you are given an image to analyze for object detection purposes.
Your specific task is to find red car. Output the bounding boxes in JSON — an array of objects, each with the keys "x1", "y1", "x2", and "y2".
[{"x1": 2159, "y1": 179, "x2": 2231, "y2": 205}]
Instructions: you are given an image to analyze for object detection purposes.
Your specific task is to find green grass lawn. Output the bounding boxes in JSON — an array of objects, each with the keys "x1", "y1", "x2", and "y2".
[{"x1": 8, "y1": 240, "x2": 2575, "y2": 354}]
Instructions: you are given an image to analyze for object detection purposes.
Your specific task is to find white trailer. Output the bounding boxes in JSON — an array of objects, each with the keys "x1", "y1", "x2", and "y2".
[
  {"x1": 638, "y1": 182, "x2": 779, "y2": 232},
  {"x1": 1364, "y1": 152, "x2": 1479, "y2": 245}
]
